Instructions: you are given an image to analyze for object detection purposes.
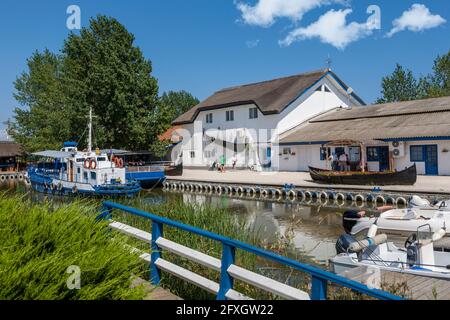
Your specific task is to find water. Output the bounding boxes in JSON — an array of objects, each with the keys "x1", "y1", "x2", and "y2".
[
  {"x1": 147, "y1": 189, "x2": 387, "y2": 266},
  {"x1": 1, "y1": 181, "x2": 394, "y2": 267}
]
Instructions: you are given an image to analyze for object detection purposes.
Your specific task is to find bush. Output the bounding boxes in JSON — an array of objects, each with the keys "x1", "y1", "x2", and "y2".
[{"x1": 0, "y1": 194, "x2": 146, "y2": 300}]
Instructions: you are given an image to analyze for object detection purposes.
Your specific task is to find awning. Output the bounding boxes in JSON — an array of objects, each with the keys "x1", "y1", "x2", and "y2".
[{"x1": 32, "y1": 150, "x2": 74, "y2": 158}]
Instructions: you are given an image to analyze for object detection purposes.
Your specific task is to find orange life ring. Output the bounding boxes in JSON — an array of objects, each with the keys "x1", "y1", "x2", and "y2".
[
  {"x1": 113, "y1": 157, "x2": 123, "y2": 168},
  {"x1": 117, "y1": 158, "x2": 123, "y2": 168},
  {"x1": 90, "y1": 159, "x2": 97, "y2": 170},
  {"x1": 84, "y1": 159, "x2": 90, "y2": 169}
]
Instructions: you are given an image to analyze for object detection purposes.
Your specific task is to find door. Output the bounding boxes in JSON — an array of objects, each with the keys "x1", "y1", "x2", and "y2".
[
  {"x1": 379, "y1": 147, "x2": 389, "y2": 171},
  {"x1": 425, "y1": 145, "x2": 438, "y2": 175}
]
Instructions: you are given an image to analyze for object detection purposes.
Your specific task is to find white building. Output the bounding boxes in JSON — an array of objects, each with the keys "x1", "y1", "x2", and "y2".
[
  {"x1": 172, "y1": 69, "x2": 364, "y2": 171},
  {"x1": 280, "y1": 96, "x2": 450, "y2": 176}
]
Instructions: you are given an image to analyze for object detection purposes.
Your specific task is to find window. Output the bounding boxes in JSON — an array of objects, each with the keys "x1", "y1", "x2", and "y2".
[
  {"x1": 324, "y1": 85, "x2": 331, "y2": 93},
  {"x1": 315, "y1": 85, "x2": 322, "y2": 92},
  {"x1": 190, "y1": 151, "x2": 195, "y2": 158},
  {"x1": 410, "y1": 146, "x2": 424, "y2": 162},
  {"x1": 97, "y1": 157, "x2": 106, "y2": 162},
  {"x1": 76, "y1": 158, "x2": 85, "y2": 163},
  {"x1": 90, "y1": 172, "x2": 97, "y2": 180},
  {"x1": 83, "y1": 172, "x2": 88, "y2": 181},
  {"x1": 335, "y1": 147, "x2": 345, "y2": 157},
  {"x1": 206, "y1": 113, "x2": 213, "y2": 123},
  {"x1": 226, "y1": 110, "x2": 234, "y2": 121},
  {"x1": 249, "y1": 107, "x2": 258, "y2": 119},
  {"x1": 77, "y1": 168, "x2": 81, "y2": 174},
  {"x1": 367, "y1": 147, "x2": 379, "y2": 161},
  {"x1": 283, "y1": 147, "x2": 291, "y2": 155},
  {"x1": 320, "y1": 146, "x2": 331, "y2": 161}
]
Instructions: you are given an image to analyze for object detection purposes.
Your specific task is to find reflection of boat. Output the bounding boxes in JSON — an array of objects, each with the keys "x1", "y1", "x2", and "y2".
[
  {"x1": 348, "y1": 196, "x2": 450, "y2": 237},
  {"x1": 330, "y1": 222, "x2": 450, "y2": 280},
  {"x1": 28, "y1": 109, "x2": 141, "y2": 197},
  {"x1": 308, "y1": 164, "x2": 417, "y2": 186}
]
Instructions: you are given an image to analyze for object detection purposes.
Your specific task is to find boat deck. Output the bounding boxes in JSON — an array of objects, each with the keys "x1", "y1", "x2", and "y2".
[{"x1": 338, "y1": 266, "x2": 450, "y2": 300}]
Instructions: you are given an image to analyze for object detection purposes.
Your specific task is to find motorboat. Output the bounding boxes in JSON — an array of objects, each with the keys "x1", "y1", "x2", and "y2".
[
  {"x1": 347, "y1": 196, "x2": 450, "y2": 237},
  {"x1": 330, "y1": 222, "x2": 450, "y2": 280}
]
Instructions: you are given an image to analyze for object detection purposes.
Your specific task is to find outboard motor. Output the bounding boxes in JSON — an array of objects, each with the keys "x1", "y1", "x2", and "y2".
[
  {"x1": 336, "y1": 211, "x2": 362, "y2": 254},
  {"x1": 336, "y1": 233, "x2": 357, "y2": 254},
  {"x1": 342, "y1": 210, "x2": 362, "y2": 234}
]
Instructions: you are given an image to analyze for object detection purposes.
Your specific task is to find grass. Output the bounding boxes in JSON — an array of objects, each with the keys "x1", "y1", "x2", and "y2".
[{"x1": 0, "y1": 193, "x2": 147, "y2": 300}]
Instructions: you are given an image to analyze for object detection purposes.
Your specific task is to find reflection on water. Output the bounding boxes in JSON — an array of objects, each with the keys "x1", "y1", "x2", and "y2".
[
  {"x1": 151, "y1": 190, "x2": 374, "y2": 266},
  {"x1": 1, "y1": 181, "x2": 397, "y2": 267}
]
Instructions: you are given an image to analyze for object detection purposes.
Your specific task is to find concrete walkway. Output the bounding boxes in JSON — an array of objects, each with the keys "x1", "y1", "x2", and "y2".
[{"x1": 167, "y1": 169, "x2": 450, "y2": 195}]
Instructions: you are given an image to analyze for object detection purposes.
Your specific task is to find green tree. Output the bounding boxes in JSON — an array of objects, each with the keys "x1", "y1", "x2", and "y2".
[
  {"x1": 61, "y1": 15, "x2": 159, "y2": 150},
  {"x1": 9, "y1": 50, "x2": 70, "y2": 151},
  {"x1": 159, "y1": 90, "x2": 199, "y2": 125},
  {"x1": 426, "y1": 51, "x2": 450, "y2": 98},
  {"x1": 9, "y1": 15, "x2": 162, "y2": 152},
  {"x1": 376, "y1": 64, "x2": 420, "y2": 104}
]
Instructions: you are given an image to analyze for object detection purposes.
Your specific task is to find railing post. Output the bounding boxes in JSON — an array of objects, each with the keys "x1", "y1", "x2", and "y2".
[
  {"x1": 96, "y1": 204, "x2": 113, "y2": 221},
  {"x1": 217, "y1": 243, "x2": 235, "y2": 300},
  {"x1": 311, "y1": 276, "x2": 328, "y2": 300},
  {"x1": 150, "y1": 221, "x2": 163, "y2": 285}
]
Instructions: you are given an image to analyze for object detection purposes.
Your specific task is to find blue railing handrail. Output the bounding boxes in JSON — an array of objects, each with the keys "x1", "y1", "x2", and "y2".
[{"x1": 100, "y1": 201, "x2": 402, "y2": 300}]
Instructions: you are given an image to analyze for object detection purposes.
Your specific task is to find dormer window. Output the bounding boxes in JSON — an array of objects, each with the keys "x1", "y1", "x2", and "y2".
[
  {"x1": 249, "y1": 107, "x2": 258, "y2": 119},
  {"x1": 226, "y1": 110, "x2": 234, "y2": 122}
]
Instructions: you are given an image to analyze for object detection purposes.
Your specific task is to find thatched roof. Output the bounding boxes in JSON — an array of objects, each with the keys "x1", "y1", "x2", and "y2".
[
  {"x1": 280, "y1": 96, "x2": 450, "y2": 143},
  {"x1": 173, "y1": 69, "x2": 364, "y2": 125},
  {"x1": 0, "y1": 142, "x2": 25, "y2": 157}
]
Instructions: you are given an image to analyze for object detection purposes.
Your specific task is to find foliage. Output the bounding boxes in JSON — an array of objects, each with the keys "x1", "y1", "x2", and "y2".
[
  {"x1": 377, "y1": 50, "x2": 450, "y2": 103},
  {"x1": 9, "y1": 15, "x2": 192, "y2": 153},
  {"x1": 159, "y1": 90, "x2": 199, "y2": 128},
  {"x1": 0, "y1": 194, "x2": 146, "y2": 300}
]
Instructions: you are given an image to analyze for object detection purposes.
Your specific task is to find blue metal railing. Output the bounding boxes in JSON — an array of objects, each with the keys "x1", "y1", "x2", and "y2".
[{"x1": 99, "y1": 201, "x2": 402, "y2": 300}]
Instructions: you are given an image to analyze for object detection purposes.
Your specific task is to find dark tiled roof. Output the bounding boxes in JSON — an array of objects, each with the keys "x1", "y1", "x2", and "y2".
[
  {"x1": 0, "y1": 142, "x2": 25, "y2": 157},
  {"x1": 173, "y1": 69, "x2": 361, "y2": 125},
  {"x1": 280, "y1": 96, "x2": 450, "y2": 143}
]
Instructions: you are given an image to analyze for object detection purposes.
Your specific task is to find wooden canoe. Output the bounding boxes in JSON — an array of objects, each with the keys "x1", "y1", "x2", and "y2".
[{"x1": 308, "y1": 164, "x2": 417, "y2": 185}]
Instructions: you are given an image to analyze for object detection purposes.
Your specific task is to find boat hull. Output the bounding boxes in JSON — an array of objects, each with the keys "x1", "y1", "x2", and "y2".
[
  {"x1": 309, "y1": 164, "x2": 417, "y2": 186},
  {"x1": 28, "y1": 168, "x2": 141, "y2": 197}
]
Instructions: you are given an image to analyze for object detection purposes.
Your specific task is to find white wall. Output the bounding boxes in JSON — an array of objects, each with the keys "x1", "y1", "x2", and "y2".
[{"x1": 177, "y1": 74, "x2": 363, "y2": 170}]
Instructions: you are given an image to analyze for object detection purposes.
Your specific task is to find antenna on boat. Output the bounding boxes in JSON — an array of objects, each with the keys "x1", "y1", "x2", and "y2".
[{"x1": 87, "y1": 107, "x2": 97, "y2": 153}]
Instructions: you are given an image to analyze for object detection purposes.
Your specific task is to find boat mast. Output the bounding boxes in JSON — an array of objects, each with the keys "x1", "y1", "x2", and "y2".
[{"x1": 88, "y1": 107, "x2": 92, "y2": 153}]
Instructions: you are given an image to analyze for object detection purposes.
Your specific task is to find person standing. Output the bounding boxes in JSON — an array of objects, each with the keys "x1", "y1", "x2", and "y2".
[
  {"x1": 231, "y1": 154, "x2": 237, "y2": 170},
  {"x1": 219, "y1": 154, "x2": 226, "y2": 173},
  {"x1": 329, "y1": 152, "x2": 338, "y2": 171}
]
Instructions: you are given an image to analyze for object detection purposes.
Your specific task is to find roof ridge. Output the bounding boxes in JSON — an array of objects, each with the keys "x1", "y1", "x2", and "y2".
[{"x1": 217, "y1": 68, "x2": 329, "y2": 93}]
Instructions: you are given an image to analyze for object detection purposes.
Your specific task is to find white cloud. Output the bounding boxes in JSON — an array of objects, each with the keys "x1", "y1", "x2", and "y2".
[
  {"x1": 387, "y1": 4, "x2": 446, "y2": 38},
  {"x1": 279, "y1": 9, "x2": 374, "y2": 50},
  {"x1": 246, "y1": 39, "x2": 260, "y2": 48},
  {"x1": 236, "y1": 0, "x2": 344, "y2": 27}
]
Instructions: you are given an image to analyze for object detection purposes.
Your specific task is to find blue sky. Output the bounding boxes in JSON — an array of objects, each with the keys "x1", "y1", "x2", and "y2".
[{"x1": 0, "y1": 0, "x2": 449, "y2": 134}]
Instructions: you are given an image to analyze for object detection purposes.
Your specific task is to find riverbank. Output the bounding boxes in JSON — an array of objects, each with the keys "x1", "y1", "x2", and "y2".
[{"x1": 168, "y1": 169, "x2": 450, "y2": 196}]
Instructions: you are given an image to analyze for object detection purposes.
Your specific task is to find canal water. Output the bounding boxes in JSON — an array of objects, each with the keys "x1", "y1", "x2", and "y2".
[
  {"x1": 2, "y1": 181, "x2": 395, "y2": 267},
  {"x1": 146, "y1": 188, "x2": 392, "y2": 267}
]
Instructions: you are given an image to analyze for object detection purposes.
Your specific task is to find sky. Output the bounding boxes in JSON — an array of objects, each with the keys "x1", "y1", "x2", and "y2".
[{"x1": 0, "y1": 0, "x2": 449, "y2": 137}]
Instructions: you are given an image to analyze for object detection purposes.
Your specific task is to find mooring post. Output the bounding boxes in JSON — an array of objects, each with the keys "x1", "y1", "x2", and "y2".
[
  {"x1": 151, "y1": 221, "x2": 163, "y2": 285},
  {"x1": 217, "y1": 243, "x2": 235, "y2": 300},
  {"x1": 311, "y1": 276, "x2": 328, "y2": 300}
]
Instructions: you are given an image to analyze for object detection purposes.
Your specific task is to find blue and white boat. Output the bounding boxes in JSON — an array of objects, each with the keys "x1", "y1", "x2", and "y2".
[{"x1": 28, "y1": 108, "x2": 141, "y2": 197}]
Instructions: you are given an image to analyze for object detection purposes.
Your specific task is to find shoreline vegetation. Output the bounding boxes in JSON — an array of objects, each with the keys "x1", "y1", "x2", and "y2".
[
  {"x1": 0, "y1": 193, "x2": 147, "y2": 300},
  {"x1": 1, "y1": 189, "x2": 411, "y2": 300}
]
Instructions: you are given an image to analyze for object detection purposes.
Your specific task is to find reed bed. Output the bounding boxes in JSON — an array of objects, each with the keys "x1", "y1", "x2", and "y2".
[{"x1": 0, "y1": 193, "x2": 146, "y2": 300}]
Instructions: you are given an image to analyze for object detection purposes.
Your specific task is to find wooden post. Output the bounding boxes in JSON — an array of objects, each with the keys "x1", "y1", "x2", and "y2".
[{"x1": 360, "y1": 143, "x2": 366, "y2": 172}]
